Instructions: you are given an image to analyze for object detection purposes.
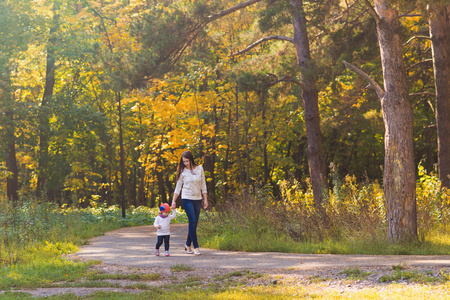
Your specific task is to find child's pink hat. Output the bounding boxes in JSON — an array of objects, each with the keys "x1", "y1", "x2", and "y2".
[{"x1": 159, "y1": 203, "x2": 170, "y2": 213}]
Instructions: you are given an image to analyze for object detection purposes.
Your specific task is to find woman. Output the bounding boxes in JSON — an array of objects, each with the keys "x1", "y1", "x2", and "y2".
[{"x1": 171, "y1": 150, "x2": 208, "y2": 255}]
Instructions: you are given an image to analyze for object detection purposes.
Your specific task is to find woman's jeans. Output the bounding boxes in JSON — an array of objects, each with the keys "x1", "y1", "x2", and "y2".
[{"x1": 182, "y1": 199, "x2": 202, "y2": 249}]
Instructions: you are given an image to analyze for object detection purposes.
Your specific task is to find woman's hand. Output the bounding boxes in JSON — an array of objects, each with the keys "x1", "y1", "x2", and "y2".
[
  {"x1": 171, "y1": 193, "x2": 179, "y2": 210},
  {"x1": 203, "y1": 198, "x2": 208, "y2": 209}
]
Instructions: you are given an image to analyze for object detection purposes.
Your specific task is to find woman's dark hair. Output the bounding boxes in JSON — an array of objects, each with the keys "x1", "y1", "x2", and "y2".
[{"x1": 176, "y1": 150, "x2": 198, "y2": 180}]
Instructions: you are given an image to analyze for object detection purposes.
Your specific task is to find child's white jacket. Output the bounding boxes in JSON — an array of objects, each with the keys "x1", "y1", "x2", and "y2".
[{"x1": 154, "y1": 209, "x2": 177, "y2": 236}]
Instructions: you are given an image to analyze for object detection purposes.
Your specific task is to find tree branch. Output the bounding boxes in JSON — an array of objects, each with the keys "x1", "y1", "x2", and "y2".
[
  {"x1": 399, "y1": 13, "x2": 422, "y2": 18},
  {"x1": 230, "y1": 35, "x2": 294, "y2": 57},
  {"x1": 409, "y1": 92, "x2": 435, "y2": 97},
  {"x1": 360, "y1": 0, "x2": 381, "y2": 23},
  {"x1": 342, "y1": 60, "x2": 385, "y2": 99},
  {"x1": 403, "y1": 35, "x2": 430, "y2": 46},
  {"x1": 208, "y1": 0, "x2": 264, "y2": 22},
  {"x1": 265, "y1": 73, "x2": 307, "y2": 90},
  {"x1": 406, "y1": 59, "x2": 433, "y2": 71}
]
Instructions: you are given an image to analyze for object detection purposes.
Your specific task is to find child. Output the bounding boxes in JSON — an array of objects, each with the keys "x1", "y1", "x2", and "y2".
[{"x1": 153, "y1": 203, "x2": 177, "y2": 256}]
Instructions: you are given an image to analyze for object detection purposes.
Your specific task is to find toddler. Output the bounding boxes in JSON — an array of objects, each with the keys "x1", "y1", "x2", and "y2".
[{"x1": 154, "y1": 203, "x2": 177, "y2": 256}]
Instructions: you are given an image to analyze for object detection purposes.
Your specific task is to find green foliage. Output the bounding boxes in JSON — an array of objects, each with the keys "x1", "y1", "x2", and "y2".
[{"x1": 258, "y1": 0, "x2": 292, "y2": 33}]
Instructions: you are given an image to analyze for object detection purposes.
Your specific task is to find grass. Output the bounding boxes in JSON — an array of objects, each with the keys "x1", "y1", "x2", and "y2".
[
  {"x1": 171, "y1": 264, "x2": 194, "y2": 272},
  {"x1": 340, "y1": 267, "x2": 373, "y2": 279},
  {"x1": 87, "y1": 273, "x2": 162, "y2": 281}
]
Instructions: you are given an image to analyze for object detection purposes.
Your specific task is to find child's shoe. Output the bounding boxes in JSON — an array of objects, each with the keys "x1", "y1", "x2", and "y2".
[
  {"x1": 154, "y1": 248, "x2": 160, "y2": 256},
  {"x1": 164, "y1": 251, "x2": 170, "y2": 257}
]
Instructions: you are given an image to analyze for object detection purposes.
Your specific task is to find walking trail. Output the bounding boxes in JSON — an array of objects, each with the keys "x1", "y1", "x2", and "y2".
[{"x1": 76, "y1": 224, "x2": 450, "y2": 270}]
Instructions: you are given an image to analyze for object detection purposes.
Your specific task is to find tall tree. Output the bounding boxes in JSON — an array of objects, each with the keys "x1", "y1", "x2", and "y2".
[
  {"x1": 0, "y1": 0, "x2": 34, "y2": 201},
  {"x1": 428, "y1": 3, "x2": 450, "y2": 189},
  {"x1": 36, "y1": 1, "x2": 60, "y2": 199},
  {"x1": 1, "y1": 76, "x2": 19, "y2": 202},
  {"x1": 231, "y1": 0, "x2": 328, "y2": 210},
  {"x1": 343, "y1": 0, "x2": 417, "y2": 242}
]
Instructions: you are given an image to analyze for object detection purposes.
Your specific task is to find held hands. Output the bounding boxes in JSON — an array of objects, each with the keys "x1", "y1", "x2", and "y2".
[
  {"x1": 158, "y1": 225, "x2": 161, "y2": 229},
  {"x1": 171, "y1": 202, "x2": 176, "y2": 210}
]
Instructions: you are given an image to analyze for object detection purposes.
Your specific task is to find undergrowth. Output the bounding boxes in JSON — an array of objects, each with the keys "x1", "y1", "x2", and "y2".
[{"x1": 199, "y1": 167, "x2": 450, "y2": 255}]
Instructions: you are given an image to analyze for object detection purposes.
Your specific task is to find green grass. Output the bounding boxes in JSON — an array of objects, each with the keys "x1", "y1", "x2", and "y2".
[
  {"x1": 170, "y1": 264, "x2": 194, "y2": 272},
  {"x1": 340, "y1": 267, "x2": 373, "y2": 279},
  {"x1": 0, "y1": 242, "x2": 97, "y2": 289},
  {"x1": 87, "y1": 273, "x2": 162, "y2": 281}
]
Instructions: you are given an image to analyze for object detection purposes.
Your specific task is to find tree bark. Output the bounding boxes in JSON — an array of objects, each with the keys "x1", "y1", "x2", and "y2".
[
  {"x1": 117, "y1": 92, "x2": 127, "y2": 218},
  {"x1": 136, "y1": 105, "x2": 146, "y2": 207},
  {"x1": 0, "y1": 68, "x2": 19, "y2": 202},
  {"x1": 222, "y1": 108, "x2": 232, "y2": 198},
  {"x1": 428, "y1": 4, "x2": 450, "y2": 189},
  {"x1": 155, "y1": 134, "x2": 167, "y2": 206},
  {"x1": 374, "y1": 0, "x2": 417, "y2": 242},
  {"x1": 290, "y1": 0, "x2": 327, "y2": 209},
  {"x1": 5, "y1": 110, "x2": 19, "y2": 202},
  {"x1": 36, "y1": 2, "x2": 59, "y2": 200},
  {"x1": 235, "y1": 85, "x2": 244, "y2": 188}
]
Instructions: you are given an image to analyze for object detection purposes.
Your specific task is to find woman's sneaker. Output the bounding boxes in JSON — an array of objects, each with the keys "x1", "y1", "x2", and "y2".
[
  {"x1": 165, "y1": 251, "x2": 170, "y2": 257},
  {"x1": 154, "y1": 248, "x2": 159, "y2": 256}
]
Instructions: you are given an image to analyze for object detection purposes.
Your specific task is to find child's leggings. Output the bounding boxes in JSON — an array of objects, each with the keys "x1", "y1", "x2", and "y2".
[{"x1": 155, "y1": 235, "x2": 170, "y2": 251}]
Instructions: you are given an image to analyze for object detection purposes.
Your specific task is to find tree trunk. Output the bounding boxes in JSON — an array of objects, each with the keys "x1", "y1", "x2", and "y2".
[
  {"x1": 36, "y1": 2, "x2": 59, "y2": 199},
  {"x1": 0, "y1": 68, "x2": 19, "y2": 202},
  {"x1": 260, "y1": 90, "x2": 269, "y2": 184},
  {"x1": 203, "y1": 132, "x2": 217, "y2": 206},
  {"x1": 244, "y1": 92, "x2": 251, "y2": 188},
  {"x1": 136, "y1": 106, "x2": 145, "y2": 207},
  {"x1": 374, "y1": 0, "x2": 417, "y2": 242},
  {"x1": 137, "y1": 166, "x2": 146, "y2": 207},
  {"x1": 5, "y1": 110, "x2": 19, "y2": 202},
  {"x1": 290, "y1": 0, "x2": 327, "y2": 208},
  {"x1": 156, "y1": 157, "x2": 166, "y2": 205},
  {"x1": 235, "y1": 85, "x2": 244, "y2": 188},
  {"x1": 200, "y1": 72, "x2": 217, "y2": 206},
  {"x1": 117, "y1": 92, "x2": 127, "y2": 218},
  {"x1": 429, "y1": 4, "x2": 450, "y2": 189},
  {"x1": 223, "y1": 108, "x2": 232, "y2": 198}
]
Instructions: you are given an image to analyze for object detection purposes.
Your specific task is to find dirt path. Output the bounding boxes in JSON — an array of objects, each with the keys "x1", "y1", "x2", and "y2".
[
  {"x1": 6, "y1": 224, "x2": 450, "y2": 298},
  {"x1": 76, "y1": 224, "x2": 450, "y2": 270}
]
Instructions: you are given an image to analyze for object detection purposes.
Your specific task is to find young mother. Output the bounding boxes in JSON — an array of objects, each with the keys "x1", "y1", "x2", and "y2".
[{"x1": 171, "y1": 150, "x2": 208, "y2": 255}]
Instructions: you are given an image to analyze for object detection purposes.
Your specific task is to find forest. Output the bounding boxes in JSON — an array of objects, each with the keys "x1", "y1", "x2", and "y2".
[{"x1": 1, "y1": 0, "x2": 450, "y2": 243}]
